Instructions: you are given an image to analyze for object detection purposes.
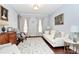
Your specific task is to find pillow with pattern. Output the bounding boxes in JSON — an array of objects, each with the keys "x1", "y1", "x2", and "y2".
[
  {"x1": 53, "y1": 31, "x2": 61, "y2": 39},
  {"x1": 44, "y1": 31, "x2": 49, "y2": 34}
]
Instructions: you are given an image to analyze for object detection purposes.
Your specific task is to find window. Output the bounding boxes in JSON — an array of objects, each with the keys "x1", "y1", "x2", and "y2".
[
  {"x1": 38, "y1": 19, "x2": 42, "y2": 32},
  {"x1": 24, "y1": 19, "x2": 28, "y2": 33}
]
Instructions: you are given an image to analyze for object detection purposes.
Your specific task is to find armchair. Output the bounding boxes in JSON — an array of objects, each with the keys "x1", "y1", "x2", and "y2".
[{"x1": 16, "y1": 32, "x2": 27, "y2": 45}]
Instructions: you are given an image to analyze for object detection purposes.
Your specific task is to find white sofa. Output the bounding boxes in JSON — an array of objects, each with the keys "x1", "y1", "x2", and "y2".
[{"x1": 43, "y1": 30, "x2": 65, "y2": 47}]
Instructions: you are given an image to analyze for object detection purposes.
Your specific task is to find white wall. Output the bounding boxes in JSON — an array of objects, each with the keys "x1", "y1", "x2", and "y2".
[
  {"x1": 50, "y1": 4, "x2": 79, "y2": 33},
  {"x1": 0, "y1": 4, "x2": 18, "y2": 32}
]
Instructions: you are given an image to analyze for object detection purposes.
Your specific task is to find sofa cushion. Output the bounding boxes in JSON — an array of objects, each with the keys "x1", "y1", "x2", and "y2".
[
  {"x1": 53, "y1": 31, "x2": 61, "y2": 39},
  {"x1": 49, "y1": 30, "x2": 56, "y2": 38},
  {"x1": 50, "y1": 30, "x2": 56, "y2": 34},
  {"x1": 44, "y1": 31, "x2": 49, "y2": 34}
]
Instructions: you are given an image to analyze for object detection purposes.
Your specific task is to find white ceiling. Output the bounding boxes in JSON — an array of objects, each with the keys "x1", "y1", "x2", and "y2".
[{"x1": 11, "y1": 4, "x2": 62, "y2": 15}]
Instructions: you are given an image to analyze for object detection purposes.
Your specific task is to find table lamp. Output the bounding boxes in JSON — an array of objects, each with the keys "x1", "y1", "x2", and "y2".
[
  {"x1": 70, "y1": 26, "x2": 79, "y2": 42},
  {"x1": 0, "y1": 20, "x2": 8, "y2": 32}
]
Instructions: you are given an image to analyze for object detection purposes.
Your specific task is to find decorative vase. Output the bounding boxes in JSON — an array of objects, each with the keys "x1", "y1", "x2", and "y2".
[{"x1": 1, "y1": 26, "x2": 6, "y2": 32}]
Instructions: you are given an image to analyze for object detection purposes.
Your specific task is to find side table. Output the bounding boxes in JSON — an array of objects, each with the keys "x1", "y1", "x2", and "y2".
[{"x1": 64, "y1": 39, "x2": 79, "y2": 54}]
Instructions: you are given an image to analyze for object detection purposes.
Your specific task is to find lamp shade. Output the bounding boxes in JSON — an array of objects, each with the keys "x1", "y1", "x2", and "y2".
[
  {"x1": 0, "y1": 20, "x2": 8, "y2": 26},
  {"x1": 70, "y1": 26, "x2": 79, "y2": 32}
]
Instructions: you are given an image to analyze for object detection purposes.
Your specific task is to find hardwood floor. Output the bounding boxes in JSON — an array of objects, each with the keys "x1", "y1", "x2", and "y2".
[
  {"x1": 42, "y1": 37, "x2": 77, "y2": 54},
  {"x1": 49, "y1": 46, "x2": 76, "y2": 54}
]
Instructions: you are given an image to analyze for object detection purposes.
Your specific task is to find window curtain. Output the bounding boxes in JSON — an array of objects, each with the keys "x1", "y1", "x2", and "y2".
[
  {"x1": 38, "y1": 19, "x2": 42, "y2": 33},
  {"x1": 24, "y1": 19, "x2": 28, "y2": 33},
  {"x1": 18, "y1": 16, "x2": 29, "y2": 33},
  {"x1": 19, "y1": 16, "x2": 25, "y2": 32}
]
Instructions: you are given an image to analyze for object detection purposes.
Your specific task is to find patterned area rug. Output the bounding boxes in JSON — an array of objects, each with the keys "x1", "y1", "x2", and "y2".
[{"x1": 18, "y1": 37, "x2": 54, "y2": 54}]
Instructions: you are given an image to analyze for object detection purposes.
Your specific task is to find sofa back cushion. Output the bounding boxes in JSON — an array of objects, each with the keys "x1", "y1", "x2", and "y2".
[
  {"x1": 44, "y1": 31, "x2": 49, "y2": 34},
  {"x1": 49, "y1": 30, "x2": 56, "y2": 39},
  {"x1": 53, "y1": 31, "x2": 62, "y2": 39},
  {"x1": 50, "y1": 30, "x2": 55, "y2": 34}
]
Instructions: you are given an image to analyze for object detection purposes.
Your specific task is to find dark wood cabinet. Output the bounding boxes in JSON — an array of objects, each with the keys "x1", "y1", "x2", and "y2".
[
  {"x1": 0, "y1": 32, "x2": 16, "y2": 45},
  {"x1": 8, "y1": 32, "x2": 16, "y2": 44}
]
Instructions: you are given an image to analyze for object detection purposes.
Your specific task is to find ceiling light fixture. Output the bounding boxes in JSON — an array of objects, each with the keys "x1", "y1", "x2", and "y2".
[{"x1": 33, "y1": 4, "x2": 39, "y2": 10}]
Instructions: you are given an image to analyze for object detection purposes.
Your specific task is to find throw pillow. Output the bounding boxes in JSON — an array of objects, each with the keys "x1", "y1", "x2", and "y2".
[
  {"x1": 53, "y1": 31, "x2": 61, "y2": 39},
  {"x1": 44, "y1": 31, "x2": 49, "y2": 34}
]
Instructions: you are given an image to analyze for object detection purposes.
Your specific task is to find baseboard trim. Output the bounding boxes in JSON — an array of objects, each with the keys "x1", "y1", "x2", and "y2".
[{"x1": 27, "y1": 36, "x2": 42, "y2": 38}]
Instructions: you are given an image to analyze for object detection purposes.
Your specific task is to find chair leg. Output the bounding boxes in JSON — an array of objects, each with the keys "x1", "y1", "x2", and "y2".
[{"x1": 22, "y1": 39, "x2": 23, "y2": 42}]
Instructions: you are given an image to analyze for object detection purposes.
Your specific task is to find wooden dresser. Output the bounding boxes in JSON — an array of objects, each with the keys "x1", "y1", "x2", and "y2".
[{"x1": 0, "y1": 32, "x2": 16, "y2": 45}]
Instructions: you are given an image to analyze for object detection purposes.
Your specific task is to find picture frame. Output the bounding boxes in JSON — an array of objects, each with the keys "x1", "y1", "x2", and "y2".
[
  {"x1": 0, "y1": 6, "x2": 8, "y2": 21},
  {"x1": 55, "y1": 13, "x2": 64, "y2": 25}
]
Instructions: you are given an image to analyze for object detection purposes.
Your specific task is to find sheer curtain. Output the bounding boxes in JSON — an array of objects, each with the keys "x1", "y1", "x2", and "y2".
[
  {"x1": 38, "y1": 19, "x2": 42, "y2": 33},
  {"x1": 24, "y1": 19, "x2": 28, "y2": 33},
  {"x1": 19, "y1": 16, "x2": 25, "y2": 32}
]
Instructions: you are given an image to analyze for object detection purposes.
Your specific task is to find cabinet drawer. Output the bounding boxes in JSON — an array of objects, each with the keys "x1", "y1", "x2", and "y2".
[
  {"x1": 8, "y1": 32, "x2": 16, "y2": 44},
  {"x1": 0, "y1": 34, "x2": 8, "y2": 44}
]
